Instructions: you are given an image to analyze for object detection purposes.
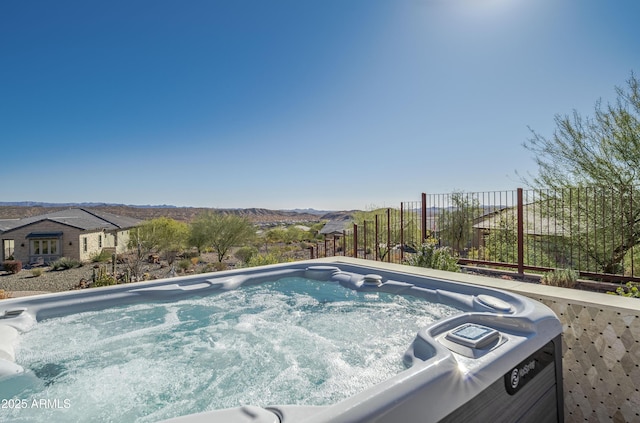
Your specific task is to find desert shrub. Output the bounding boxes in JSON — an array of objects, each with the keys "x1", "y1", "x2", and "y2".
[
  {"x1": 190, "y1": 257, "x2": 199, "y2": 266},
  {"x1": 234, "y1": 246, "x2": 258, "y2": 265},
  {"x1": 91, "y1": 250, "x2": 112, "y2": 263},
  {"x1": 199, "y1": 263, "x2": 216, "y2": 274},
  {"x1": 177, "y1": 259, "x2": 191, "y2": 273},
  {"x1": 213, "y1": 262, "x2": 228, "y2": 271},
  {"x1": 31, "y1": 268, "x2": 44, "y2": 277},
  {"x1": 3, "y1": 260, "x2": 22, "y2": 274},
  {"x1": 50, "y1": 257, "x2": 82, "y2": 270},
  {"x1": 609, "y1": 282, "x2": 640, "y2": 298},
  {"x1": 245, "y1": 253, "x2": 291, "y2": 268},
  {"x1": 0, "y1": 290, "x2": 10, "y2": 299},
  {"x1": 182, "y1": 250, "x2": 199, "y2": 259},
  {"x1": 540, "y1": 269, "x2": 578, "y2": 288},
  {"x1": 405, "y1": 241, "x2": 459, "y2": 272}
]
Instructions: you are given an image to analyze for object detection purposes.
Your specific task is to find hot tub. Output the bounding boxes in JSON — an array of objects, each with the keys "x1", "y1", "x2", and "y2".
[{"x1": 0, "y1": 259, "x2": 563, "y2": 422}]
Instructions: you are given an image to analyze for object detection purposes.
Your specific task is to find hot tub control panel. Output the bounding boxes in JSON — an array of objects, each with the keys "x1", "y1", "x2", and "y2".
[
  {"x1": 438, "y1": 323, "x2": 505, "y2": 358},
  {"x1": 445, "y1": 324, "x2": 499, "y2": 349}
]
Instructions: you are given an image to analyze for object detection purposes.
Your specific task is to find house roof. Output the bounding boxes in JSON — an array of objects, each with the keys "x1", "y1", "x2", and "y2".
[
  {"x1": 0, "y1": 208, "x2": 142, "y2": 234},
  {"x1": 319, "y1": 220, "x2": 351, "y2": 236},
  {"x1": 473, "y1": 202, "x2": 568, "y2": 236}
]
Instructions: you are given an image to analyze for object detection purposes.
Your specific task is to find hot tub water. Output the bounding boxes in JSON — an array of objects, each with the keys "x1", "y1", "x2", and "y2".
[{"x1": 1, "y1": 277, "x2": 461, "y2": 423}]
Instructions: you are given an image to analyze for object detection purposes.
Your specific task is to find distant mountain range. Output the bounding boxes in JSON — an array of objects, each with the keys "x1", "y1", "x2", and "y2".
[
  {"x1": 0, "y1": 202, "x2": 334, "y2": 214},
  {"x1": 0, "y1": 202, "x2": 355, "y2": 224},
  {"x1": 0, "y1": 201, "x2": 178, "y2": 208}
]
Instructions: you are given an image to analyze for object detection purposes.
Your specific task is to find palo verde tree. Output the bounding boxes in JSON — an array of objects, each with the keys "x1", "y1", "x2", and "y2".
[
  {"x1": 127, "y1": 217, "x2": 189, "y2": 277},
  {"x1": 189, "y1": 211, "x2": 256, "y2": 263},
  {"x1": 523, "y1": 72, "x2": 640, "y2": 274},
  {"x1": 436, "y1": 191, "x2": 482, "y2": 255}
]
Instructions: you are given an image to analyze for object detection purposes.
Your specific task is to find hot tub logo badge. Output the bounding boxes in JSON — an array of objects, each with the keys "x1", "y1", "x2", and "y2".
[{"x1": 510, "y1": 360, "x2": 535, "y2": 390}]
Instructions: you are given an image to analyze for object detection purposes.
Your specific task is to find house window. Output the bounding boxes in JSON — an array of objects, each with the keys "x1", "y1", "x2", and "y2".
[
  {"x1": 98, "y1": 235, "x2": 102, "y2": 248},
  {"x1": 83, "y1": 237, "x2": 88, "y2": 252},
  {"x1": 30, "y1": 239, "x2": 59, "y2": 256},
  {"x1": 3, "y1": 240, "x2": 14, "y2": 260}
]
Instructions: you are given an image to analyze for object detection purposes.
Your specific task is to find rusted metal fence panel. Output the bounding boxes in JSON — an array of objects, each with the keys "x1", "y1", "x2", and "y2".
[
  {"x1": 318, "y1": 187, "x2": 640, "y2": 283},
  {"x1": 423, "y1": 187, "x2": 640, "y2": 283}
]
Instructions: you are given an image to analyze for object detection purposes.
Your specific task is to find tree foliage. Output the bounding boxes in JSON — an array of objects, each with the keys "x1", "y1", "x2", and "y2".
[
  {"x1": 189, "y1": 211, "x2": 256, "y2": 263},
  {"x1": 437, "y1": 191, "x2": 481, "y2": 253},
  {"x1": 523, "y1": 73, "x2": 640, "y2": 274},
  {"x1": 129, "y1": 217, "x2": 189, "y2": 264},
  {"x1": 126, "y1": 217, "x2": 188, "y2": 278}
]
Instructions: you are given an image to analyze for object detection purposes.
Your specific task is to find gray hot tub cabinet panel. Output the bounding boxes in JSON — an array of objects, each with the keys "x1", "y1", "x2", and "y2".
[{"x1": 440, "y1": 338, "x2": 563, "y2": 423}]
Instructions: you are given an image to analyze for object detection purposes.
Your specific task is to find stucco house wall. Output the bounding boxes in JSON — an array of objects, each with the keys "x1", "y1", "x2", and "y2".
[
  {"x1": 1, "y1": 208, "x2": 141, "y2": 265},
  {"x1": 1, "y1": 221, "x2": 84, "y2": 264}
]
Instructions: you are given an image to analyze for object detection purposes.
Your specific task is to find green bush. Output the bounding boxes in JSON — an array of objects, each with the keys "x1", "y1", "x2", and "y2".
[
  {"x1": 609, "y1": 282, "x2": 640, "y2": 298},
  {"x1": 31, "y1": 268, "x2": 44, "y2": 277},
  {"x1": 245, "y1": 253, "x2": 291, "y2": 268},
  {"x1": 540, "y1": 269, "x2": 578, "y2": 288},
  {"x1": 2, "y1": 260, "x2": 22, "y2": 274},
  {"x1": 405, "y1": 241, "x2": 459, "y2": 272},
  {"x1": 234, "y1": 246, "x2": 258, "y2": 264},
  {"x1": 50, "y1": 257, "x2": 82, "y2": 270},
  {"x1": 91, "y1": 250, "x2": 112, "y2": 263},
  {"x1": 177, "y1": 259, "x2": 191, "y2": 273}
]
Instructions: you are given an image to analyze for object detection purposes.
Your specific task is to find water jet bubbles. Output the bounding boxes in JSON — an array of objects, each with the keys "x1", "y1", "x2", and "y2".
[{"x1": 3, "y1": 276, "x2": 463, "y2": 422}]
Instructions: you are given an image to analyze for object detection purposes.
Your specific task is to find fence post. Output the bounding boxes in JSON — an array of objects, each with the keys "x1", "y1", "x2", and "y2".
[
  {"x1": 400, "y1": 202, "x2": 404, "y2": 261},
  {"x1": 517, "y1": 188, "x2": 524, "y2": 275},
  {"x1": 353, "y1": 224, "x2": 358, "y2": 259},
  {"x1": 421, "y1": 193, "x2": 427, "y2": 242}
]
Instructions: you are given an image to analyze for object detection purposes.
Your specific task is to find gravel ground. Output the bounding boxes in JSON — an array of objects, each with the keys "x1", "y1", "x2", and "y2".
[{"x1": 0, "y1": 258, "x2": 216, "y2": 298}]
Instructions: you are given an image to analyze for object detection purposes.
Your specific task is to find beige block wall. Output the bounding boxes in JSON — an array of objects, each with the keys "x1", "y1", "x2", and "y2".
[
  {"x1": 79, "y1": 230, "x2": 131, "y2": 260},
  {"x1": 79, "y1": 231, "x2": 103, "y2": 261},
  {"x1": 114, "y1": 230, "x2": 131, "y2": 254},
  {"x1": 530, "y1": 292, "x2": 640, "y2": 423}
]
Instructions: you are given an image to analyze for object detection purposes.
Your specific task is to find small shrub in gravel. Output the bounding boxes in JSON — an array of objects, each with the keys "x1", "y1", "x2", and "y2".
[
  {"x1": 3, "y1": 260, "x2": 22, "y2": 274},
  {"x1": 50, "y1": 257, "x2": 83, "y2": 271},
  {"x1": 31, "y1": 268, "x2": 44, "y2": 277}
]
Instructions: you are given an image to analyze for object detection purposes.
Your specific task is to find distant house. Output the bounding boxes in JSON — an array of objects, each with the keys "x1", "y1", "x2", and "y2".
[
  {"x1": 0, "y1": 208, "x2": 141, "y2": 265},
  {"x1": 472, "y1": 202, "x2": 567, "y2": 249},
  {"x1": 319, "y1": 220, "x2": 352, "y2": 237}
]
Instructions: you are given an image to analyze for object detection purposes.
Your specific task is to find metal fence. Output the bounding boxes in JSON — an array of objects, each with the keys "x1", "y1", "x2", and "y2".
[{"x1": 315, "y1": 187, "x2": 640, "y2": 283}]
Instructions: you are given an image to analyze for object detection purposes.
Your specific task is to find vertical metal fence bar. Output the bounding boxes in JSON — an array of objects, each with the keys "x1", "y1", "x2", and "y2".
[
  {"x1": 421, "y1": 193, "x2": 427, "y2": 242},
  {"x1": 386, "y1": 208, "x2": 391, "y2": 263},
  {"x1": 342, "y1": 230, "x2": 346, "y2": 256},
  {"x1": 400, "y1": 202, "x2": 405, "y2": 262},
  {"x1": 517, "y1": 188, "x2": 524, "y2": 275},
  {"x1": 353, "y1": 224, "x2": 358, "y2": 259},
  {"x1": 375, "y1": 215, "x2": 379, "y2": 261}
]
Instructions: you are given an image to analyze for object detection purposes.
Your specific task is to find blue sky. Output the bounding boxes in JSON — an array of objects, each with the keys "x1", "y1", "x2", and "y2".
[{"x1": 2, "y1": 0, "x2": 639, "y2": 210}]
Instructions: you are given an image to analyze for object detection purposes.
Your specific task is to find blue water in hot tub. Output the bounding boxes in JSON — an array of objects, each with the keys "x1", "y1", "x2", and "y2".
[{"x1": 0, "y1": 277, "x2": 461, "y2": 423}]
